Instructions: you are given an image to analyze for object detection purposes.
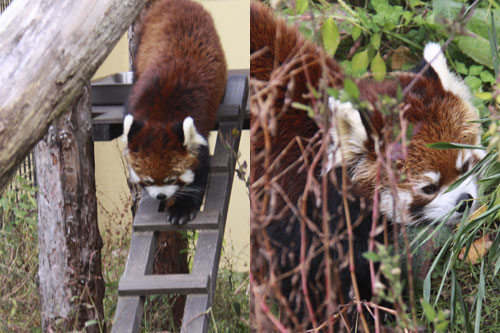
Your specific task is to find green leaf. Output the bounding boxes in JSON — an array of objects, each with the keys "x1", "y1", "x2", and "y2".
[
  {"x1": 362, "y1": 251, "x2": 380, "y2": 262},
  {"x1": 426, "y1": 142, "x2": 486, "y2": 150},
  {"x1": 469, "y1": 65, "x2": 484, "y2": 76},
  {"x1": 480, "y1": 70, "x2": 496, "y2": 83},
  {"x1": 352, "y1": 25, "x2": 362, "y2": 41},
  {"x1": 421, "y1": 298, "x2": 436, "y2": 322},
  {"x1": 322, "y1": 17, "x2": 340, "y2": 57},
  {"x1": 296, "y1": 0, "x2": 308, "y2": 15},
  {"x1": 455, "y1": 62, "x2": 469, "y2": 75},
  {"x1": 456, "y1": 36, "x2": 495, "y2": 69},
  {"x1": 352, "y1": 49, "x2": 369, "y2": 76},
  {"x1": 292, "y1": 102, "x2": 314, "y2": 118},
  {"x1": 371, "y1": 51, "x2": 386, "y2": 82},
  {"x1": 435, "y1": 320, "x2": 449, "y2": 332},
  {"x1": 344, "y1": 79, "x2": 360, "y2": 99},
  {"x1": 464, "y1": 75, "x2": 482, "y2": 91},
  {"x1": 370, "y1": 33, "x2": 381, "y2": 50},
  {"x1": 85, "y1": 320, "x2": 98, "y2": 328},
  {"x1": 432, "y1": 0, "x2": 500, "y2": 69}
]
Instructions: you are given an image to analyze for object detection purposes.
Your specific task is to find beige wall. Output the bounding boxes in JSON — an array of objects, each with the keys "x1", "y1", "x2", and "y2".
[{"x1": 94, "y1": 0, "x2": 249, "y2": 271}]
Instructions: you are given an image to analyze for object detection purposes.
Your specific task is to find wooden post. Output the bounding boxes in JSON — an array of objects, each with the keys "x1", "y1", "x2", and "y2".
[
  {"x1": 34, "y1": 85, "x2": 105, "y2": 332},
  {"x1": 0, "y1": 0, "x2": 147, "y2": 192}
]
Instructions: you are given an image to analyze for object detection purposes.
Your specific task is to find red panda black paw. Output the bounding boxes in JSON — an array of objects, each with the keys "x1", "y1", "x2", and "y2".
[{"x1": 166, "y1": 202, "x2": 199, "y2": 225}]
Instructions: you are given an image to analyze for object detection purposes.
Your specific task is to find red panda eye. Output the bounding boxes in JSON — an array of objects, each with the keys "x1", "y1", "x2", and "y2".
[
  {"x1": 460, "y1": 160, "x2": 470, "y2": 174},
  {"x1": 421, "y1": 184, "x2": 438, "y2": 195},
  {"x1": 164, "y1": 179, "x2": 176, "y2": 185}
]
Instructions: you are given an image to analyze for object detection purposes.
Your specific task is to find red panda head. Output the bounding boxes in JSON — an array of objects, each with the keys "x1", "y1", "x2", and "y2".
[
  {"x1": 123, "y1": 115, "x2": 206, "y2": 200},
  {"x1": 329, "y1": 43, "x2": 484, "y2": 225}
]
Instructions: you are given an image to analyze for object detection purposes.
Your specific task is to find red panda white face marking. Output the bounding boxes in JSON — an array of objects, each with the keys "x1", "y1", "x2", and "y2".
[
  {"x1": 324, "y1": 43, "x2": 484, "y2": 226},
  {"x1": 144, "y1": 184, "x2": 180, "y2": 201},
  {"x1": 419, "y1": 172, "x2": 478, "y2": 224},
  {"x1": 123, "y1": 115, "x2": 205, "y2": 200}
]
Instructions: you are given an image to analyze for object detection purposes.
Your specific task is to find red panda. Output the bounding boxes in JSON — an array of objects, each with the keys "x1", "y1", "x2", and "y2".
[
  {"x1": 122, "y1": 0, "x2": 227, "y2": 225},
  {"x1": 250, "y1": 1, "x2": 484, "y2": 328}
]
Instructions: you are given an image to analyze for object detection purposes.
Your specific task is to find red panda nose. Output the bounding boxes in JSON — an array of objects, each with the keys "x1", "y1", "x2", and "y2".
[
  {"x1": 456, "y1": 193, "x2": 473, "y2": 213},
  {"x1": 156, "y1": 194, "x2": 167, "y2": 201}
]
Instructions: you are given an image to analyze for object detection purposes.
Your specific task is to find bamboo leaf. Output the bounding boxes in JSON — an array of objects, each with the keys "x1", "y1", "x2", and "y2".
[
  {"x1": 427, "y1": 142, "x2": 486, "y2": 150},
  {"x1": 474, "y1": 261, "x2": 485, "y2": 333}
]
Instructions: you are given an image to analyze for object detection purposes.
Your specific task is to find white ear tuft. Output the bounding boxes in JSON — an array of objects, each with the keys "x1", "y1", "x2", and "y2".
[
  {"x1": 423, "y1": 43, "x2": 447, "y2": 74},
  {"x1": 423, "y1": 42, "x2": 471, "y2": 101},
  {"x1": 327, "y1": 97, "x2": 368, "y2": 169},
  {"x1": 183, "y1": 116, "x2": 208, "y2": 149},
  {"x1": 122, "y1": 114, "x2": 134, "y2": 143}
]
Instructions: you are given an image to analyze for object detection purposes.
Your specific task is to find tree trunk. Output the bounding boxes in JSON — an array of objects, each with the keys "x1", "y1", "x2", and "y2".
[
  {"x1": 34, "y1": 85, "x2": 105, "y2": 332},
  {"x1": 0, "y1": 0, "x2": 147, "y2": 192}
]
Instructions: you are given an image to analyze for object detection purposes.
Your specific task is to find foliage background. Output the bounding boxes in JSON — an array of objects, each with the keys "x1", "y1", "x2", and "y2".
[{"x1": 256, "y1": 0, "x2": 500, "y2": 331}]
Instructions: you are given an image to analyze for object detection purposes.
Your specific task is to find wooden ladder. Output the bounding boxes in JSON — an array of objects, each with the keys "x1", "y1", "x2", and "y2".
[{"x1": 111, "y1": 74, "x2": 248, "y2": 332}]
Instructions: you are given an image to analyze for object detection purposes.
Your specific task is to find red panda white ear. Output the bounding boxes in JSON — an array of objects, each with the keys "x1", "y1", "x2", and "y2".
[
  {"x1": 423, "y1": 43, "x2": 471, "y2": 102},
  {"x1": 122, "y1": 114, "x2": 134, "y2": 144},
  {"x1": 183, "y1": 116, "x2": 208, "y2": 150},
  {"x1": 122, "y1": 114, "x2": 144, "y2": 145},
  {"x1": 328, "y1": 98, "x2": 368, "y2": 167}
]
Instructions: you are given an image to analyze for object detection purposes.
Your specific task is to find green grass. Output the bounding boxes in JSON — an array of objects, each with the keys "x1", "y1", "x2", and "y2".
[{"x1": 0, "y1": 177, "x2": 40, "y2": 331}]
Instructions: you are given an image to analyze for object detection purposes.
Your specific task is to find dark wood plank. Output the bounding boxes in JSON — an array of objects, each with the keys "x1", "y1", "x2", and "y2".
[
  {"x1": 118, "y1": 274, "x2": 210, "y2": 296},
  {"x1": 134, "y1": 211, "x2": 221, "y2": 231},
  {"x1": 111, "y1": 296, "x2": 144, "y2": 333},
  {"x1": 210, "y1": 121, "x2": 241, "y2": 172},
  {"x1": 182, "y1": 231, "x2": 220, "y2": 333},
  {"x1": 122, "y1": 231, "x2": 156, "y2": 277},
  {"x1": 134, "y1": 193, "x2": 161, "y2": 215},
  {"x1": 92, "y1": 124, "x2": 110, "y2": 141},
  {"x1": 92, "y1": 105, "x2": 124, "y2": 124},
  {"x1": 181, "y1": 294, "x2": 211, "y2": 333},
  {"x1": 216, "y1": 104, "x2": 240, "y2": 122},
  {"x1": 222, "y1": 74, "x2": 248, "y2": 110}
]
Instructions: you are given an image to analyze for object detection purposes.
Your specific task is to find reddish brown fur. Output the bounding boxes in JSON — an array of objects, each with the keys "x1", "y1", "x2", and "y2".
[
  {"x1": 250, "y1": 1, "x2": 480, "y2": 213},
  {"x1": 250, "y1": 2, "x2": 482, "y2": 326},
  {"x1": 250, "y1": 0, "x2": 343, "y2": 205},
  {"x1": 353, "y1": 75, "x2": 479, "y2": 197},
  {"x1": 127, "y1": 0, "x2": 227, "y2": 182}
]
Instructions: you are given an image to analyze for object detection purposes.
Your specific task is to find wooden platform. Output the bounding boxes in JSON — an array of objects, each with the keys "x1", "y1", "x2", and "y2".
[
  {"x1": 92, "y1": 74, "x2": 248, "y2": 332},
  {"x1": 91, "y1": 70, "x2": 249, "y2": 141}
]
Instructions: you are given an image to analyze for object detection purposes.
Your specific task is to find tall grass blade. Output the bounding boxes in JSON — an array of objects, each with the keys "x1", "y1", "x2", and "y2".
[{"x1": 474, "y1": 260, "x2": 485, "y2": 333}]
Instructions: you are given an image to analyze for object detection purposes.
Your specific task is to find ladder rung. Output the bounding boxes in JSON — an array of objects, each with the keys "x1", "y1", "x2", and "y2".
[
  {"x1": 134, "y1": 211, "x2": 221, "y2": 231},
  {"x1": 118, "y1": 274, "x2": 210, "y2": 296}
]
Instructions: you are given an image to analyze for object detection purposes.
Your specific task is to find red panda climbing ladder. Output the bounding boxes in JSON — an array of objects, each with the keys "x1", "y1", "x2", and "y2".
[{"x1": 91, "y1": 73, "x2": 248, "y2": 332}]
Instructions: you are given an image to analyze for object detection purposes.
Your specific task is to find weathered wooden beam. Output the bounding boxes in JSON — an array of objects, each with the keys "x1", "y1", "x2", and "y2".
[{"x1": 0, "y1": 0, "x2": 148, "y2": 192}]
